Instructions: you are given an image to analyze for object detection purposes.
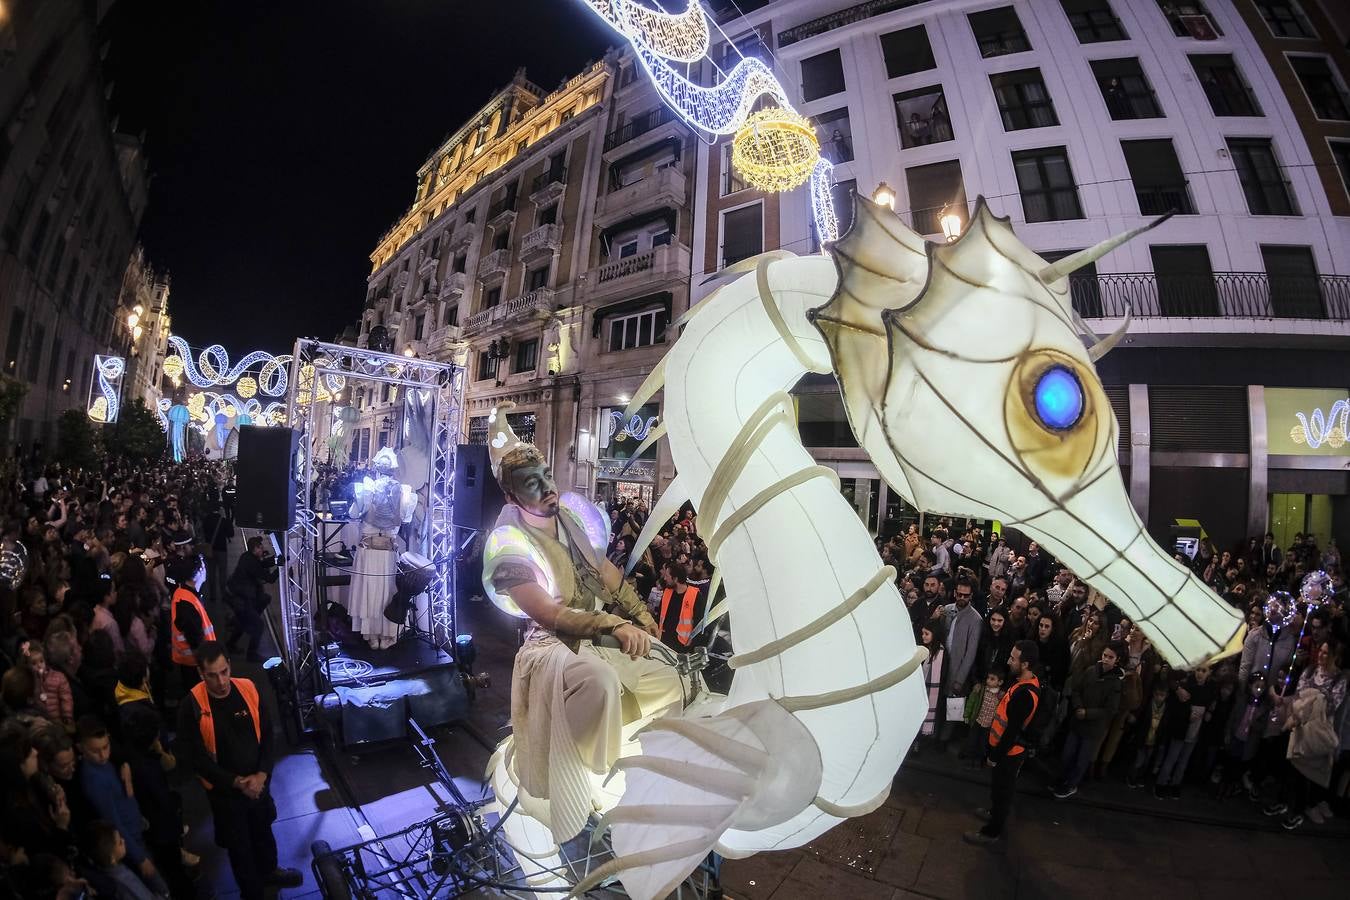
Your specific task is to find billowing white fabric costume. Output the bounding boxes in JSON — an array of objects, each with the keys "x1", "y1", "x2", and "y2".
[{"x1": 348, "y1": 447, "x2": 416, "y2": 649}]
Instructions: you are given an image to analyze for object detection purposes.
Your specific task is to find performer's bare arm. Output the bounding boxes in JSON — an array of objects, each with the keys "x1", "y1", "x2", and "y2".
[{"x1": 503, "y1": 576, "x2": 652, "y2": 659}]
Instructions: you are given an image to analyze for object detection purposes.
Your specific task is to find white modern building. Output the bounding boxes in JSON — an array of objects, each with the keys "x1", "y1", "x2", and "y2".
[{"x1": 690, "y1": 0, "x2": 1350, "y2": 552}]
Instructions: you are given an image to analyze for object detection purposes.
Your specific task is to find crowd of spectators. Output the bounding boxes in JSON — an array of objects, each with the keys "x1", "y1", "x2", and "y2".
[
  {"x1": 890, "y1": 520, "x2": 1348, "y2": 831},
  {"x1": 0, "y1": 450, "x2": 239, "y2": 898}
]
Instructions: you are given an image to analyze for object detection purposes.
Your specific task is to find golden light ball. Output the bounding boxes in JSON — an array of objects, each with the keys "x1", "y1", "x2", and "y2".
[{"x1": 731, "y1": 107, "x2": 821, "y2": 193}]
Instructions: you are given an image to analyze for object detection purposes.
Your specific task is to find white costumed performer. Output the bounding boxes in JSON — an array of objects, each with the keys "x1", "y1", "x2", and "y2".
[{"x1": 348, "y1": 447, "x2": 417, "y2": 649}]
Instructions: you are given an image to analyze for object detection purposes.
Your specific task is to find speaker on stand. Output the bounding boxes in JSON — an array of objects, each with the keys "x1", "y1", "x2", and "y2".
[{"x1": 235, "y1": 426, "x2": 300, "y2": 531}]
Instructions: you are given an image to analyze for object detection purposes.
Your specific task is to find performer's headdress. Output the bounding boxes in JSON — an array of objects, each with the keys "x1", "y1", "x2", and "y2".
[
  {"x1": 372, "y1": 447, "x2": 399, "y2": 472},
  {"x1": 488, "y1": 402, "x2": 547, "y2": 487}
]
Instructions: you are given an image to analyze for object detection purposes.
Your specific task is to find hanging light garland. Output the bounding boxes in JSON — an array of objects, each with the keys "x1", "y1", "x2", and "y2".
[
  {"x1": 576, "y1": 0, "x2": 840, "y2": 243},
  {"x1": 236, "y1": 376, "x2": 258, "y2": 399},
  {"x1": 732, "y1": 107, "x2": 820, "y2": 192}
]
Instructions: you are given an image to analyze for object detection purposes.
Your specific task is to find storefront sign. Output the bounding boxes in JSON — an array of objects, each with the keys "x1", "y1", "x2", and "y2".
[
  {"x1": 1265, "y1": 387, "x2": 1350, "y2": 456},
  {"x1": 597, "y1": 457, "x2": 656, "y2": 481}
]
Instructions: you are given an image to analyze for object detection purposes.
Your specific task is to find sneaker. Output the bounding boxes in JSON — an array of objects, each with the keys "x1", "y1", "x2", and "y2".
[
  {"x1": 1153, "y1": 784, "x2": 1167, "y2": 799},
  {"x1": 1262, "y1": 802, "x2": 1289, "y2": 817},
  {"x1": 1281, "y1": 814, "x2": 1304, "y2": 831},
  {"x1": 962, "y1": 830, "x2": 1000, "y2": 846},
  {"x1": 1167, "y1": 786, "x2": 1182, "y2": 801},
  {"x1": 1051, "y1": 785, "x2": 1078, "y2": 800},
  {"x1": 1314, "y1": 801, "x2": 1333, "y2": 820},
  {"x1": 1125, "y1": 774, "x2": 1144, "y2": 789},
  {"x1": 1305, "y1": 805, "x2": 1326, "y2": 825}
]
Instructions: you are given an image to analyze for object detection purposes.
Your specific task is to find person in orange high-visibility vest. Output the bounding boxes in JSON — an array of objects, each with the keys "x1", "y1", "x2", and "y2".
[
  {"x1": 965, "y1": 640, "x2": 1041, "y2": 846},
  {"x1": 657, "y1": 561, "x2": 706, "y2": 651},
  {"x1": 176, "y1": 641, "x2": 302, "y2": 900},
  {"x1": 170, "y1": 555, "x2": 217, "y2": 690}
]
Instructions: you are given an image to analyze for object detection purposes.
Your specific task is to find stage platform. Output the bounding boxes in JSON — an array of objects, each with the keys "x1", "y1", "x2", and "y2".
[{"x1": 318, "y1": 634, "x2": 456, "y2": 688}]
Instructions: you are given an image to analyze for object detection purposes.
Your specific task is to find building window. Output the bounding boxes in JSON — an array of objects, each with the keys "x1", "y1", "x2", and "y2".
[
  {"x1": 1042, "y1": 250, "x2": 1102, "y2": 316},
  {"x1": 905, "y1": 159, "x2": 967, "y2": 235},
  {"x1": 4, "y1": 310, "x2": 24, "y2": 374},
  {"x1": 538, "y1": 204, "x2": 557, "y2": 226},
  {"x1": 990, "y1": 69, "x2": 1059, "y2": 130},
  {"x1": 27, "y1": 325, "x2": 44, "y2": 382},
  {"x1": 801, "y1": 49, "x2": 845, "y2": 101},
  {"x1": 492, "y1": 230, "x2": 509, "y2": 251},
  {"x1": 1190, "y1": 55, "x2": 1261, "y2": 116},
  {"x1": 816, "y1": 107, "x2": 853, "y2": 164},
  {"x1": 2, "y1": 174, "x2": 34, "y2": 248},
  {"x1": 652, "y1": 230, "x2": 672, "y2": 247},
  {"x1": 608, "y1": 307, "x2": 667, "y2": 352},
  {"x1": 1289, "y1": 56, "x2": 1350, "y2": 121},
  {"x1": 476, "y1": 351, "x2": 497, "y2": 381},
  {"x1": 1091, "y1": 58, "x2": 1163, "y2": 119},
  {"x1": 1150, "y1": 245, "x2": 1218, "y2": 316},
  {"x1": 1261, "y1": 245, "x2": 1323, "y2": 318},
  {"x1": 1331, "y1": 141, "x2": 1350, "y2": 200},
  {"x1": 968, "y1": 7, "x2": 1031, "y2": 58},
  {"x1": 514, "y1": 338, "x2": 539, "y2": 373},
  {"x1": 445, "y1": 304, "x2": 459, "y2": 327},
  {"x1": 414, "y1": 314, "x2": 425, "y2": 340},
  {"x1": 484, "y1": 285, "x2": 502, "y2": 309},
  {"x1": 1155, "y1": 0, "x2": 1222, "y2": 38},
  {"x1": 720, "y1": 203, "x2": 763, "y2": 268},
  {"x1": 48, "y1": 338, "x2": 63, "y2": 389},
  {"x1": 1121, "y1": 139, "x2": 1195, "y2": 215},
  {"x1": 1228, "y1": 138, "x2": 1298, "y2": 215},
  {"x1": 464, "y1": 208, "x2": 476, "y2": 224},
  {"x1": 879, "y1": 25, "x2": 936, "y2": 79},
  {"x1": 619, "y1": 241, "x2": 639, "y2": 259},
  {"x1": 26, "y1": 208, "x2": 51, "y2": 271},
  {"x1": 721, "y1": 143, "x2": 746, "y2": 196},
  {"x1": 894, "y1": 86, "x2": 953, "y2": 148},
  {"x1": 528, "y1": 266, "x2": 549, "y2": 290},
  {"x1": 1060, "y1": 0, "x2": 1127, "y2": 42},
  {"x1": 1012, "y1": 147, "x2": 1084, "y2": 222},
  {"x1": 1255, "y1": 1, "x2": 1314, "y2": 38}
]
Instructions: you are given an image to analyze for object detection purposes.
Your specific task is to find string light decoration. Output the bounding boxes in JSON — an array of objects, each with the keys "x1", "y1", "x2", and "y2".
[
  {"x1": 236, "y1": 376, "x2": 258, "y2": 399},
  {"x1": 161, "y1": 354, "x2": 185, "y2": 382},
  {"x1": 732, "y1": 107, "x2": 820, "y2": 192},
  {"x1": 87, "y1": 355, "x2": 125, "y2": 423},
  {"x1": 1290, "y1": 398, "x2": 1348, "y2": 449},
  {"x1": 576, "y1": 0, "x2": 841, "y2": 242},
  {"x1": 166, "y1": 335, "x2": 293, "y2": 396}
]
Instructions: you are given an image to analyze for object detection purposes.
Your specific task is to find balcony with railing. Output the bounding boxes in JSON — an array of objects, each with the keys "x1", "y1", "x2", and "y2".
[
  {"x1": 595, "y1": 165, "x2": 686, "y2": 229},
  {"x1": 477, "y1": 248, "x2": 511, "y2": 281},
  {"x1": 586, "y1": 241, "x2": 691, "y2": 302},
  {"x1": 439, "y1": 271, "x2": 468, "y2": 298},
  {"x1": 530, "y1": 167, "x2": 567, "y2": 206},
  {"x1": 1067, "y1": 272, "x2": 1350, "y2": 321},
  {"x1": 426, "y1": 324, "x2": 464, "y2": 356},
  {"x1": 463, "y1": 287, "x2": 556, "y2": 335},
  {"x1": 521, "y1": 222, "x2": 563, "y2": 260},
  {"x1": 604, "y1": 105, "x2": 678, "y2": 153},
  {"x1": 487, "y1": 195, "x2": 518, "y2": 229}
]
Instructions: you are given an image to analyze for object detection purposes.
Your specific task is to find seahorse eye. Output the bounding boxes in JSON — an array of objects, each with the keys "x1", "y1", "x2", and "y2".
[{"x1": 1033, "y1": 365, "x2": 1084, "y2": 432}]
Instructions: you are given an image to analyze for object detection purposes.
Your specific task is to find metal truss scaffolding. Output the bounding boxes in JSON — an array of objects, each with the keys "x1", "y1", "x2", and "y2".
[{"x1": 280, "y1": 339, "x2": 466, "y2": 732}]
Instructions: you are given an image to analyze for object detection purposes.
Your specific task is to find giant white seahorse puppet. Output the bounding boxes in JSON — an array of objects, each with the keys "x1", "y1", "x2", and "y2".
[{"x1": 481, "y1": 196, "x2": 1245, "y2": 899}]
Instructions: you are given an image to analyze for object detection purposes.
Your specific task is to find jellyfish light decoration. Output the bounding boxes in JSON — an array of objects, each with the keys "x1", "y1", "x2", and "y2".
[
  {"x1": 483, "y1": 191, "x2": 1245, "y2": 900},
  {"x1": 167, "y1": 404, "x2": 191, "y2": 463}
]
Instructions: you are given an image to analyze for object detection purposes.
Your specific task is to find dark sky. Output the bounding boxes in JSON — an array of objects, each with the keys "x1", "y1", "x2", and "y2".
[{"x1": 104, "y1": 0, "x2": 614, "y2": 355}]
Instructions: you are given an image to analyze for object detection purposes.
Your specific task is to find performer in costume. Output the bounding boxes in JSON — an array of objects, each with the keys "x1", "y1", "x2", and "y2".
[
  {"x1": 348, "y1": 447, "x2": 417, "y2": 649},
  {"x1": 482, "y1": 404, "x2": 683, "y2": 842}
]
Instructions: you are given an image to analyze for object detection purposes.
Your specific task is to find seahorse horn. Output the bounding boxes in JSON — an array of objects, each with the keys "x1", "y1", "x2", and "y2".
[
  {"x1": 622, "y1": 355, "x2": 666, "y2": 422},
  {"x1": 1086, "y1": 302, "x2": 1132, "y2": 362},
  {"x1": 618, "y1": 421, "x2": 665, "y2": 477},
  {"x1": 625, "y1": 474, "x2": 687, "y2": 575},
  {"x1": 1038, "y1": 211, "x2": 1174, "y2": 284}
]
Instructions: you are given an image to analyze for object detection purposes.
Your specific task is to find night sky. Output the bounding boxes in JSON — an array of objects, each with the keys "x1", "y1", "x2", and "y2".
[{"x1": 104, "y1": 0, "x2": 614, "y2": 355}]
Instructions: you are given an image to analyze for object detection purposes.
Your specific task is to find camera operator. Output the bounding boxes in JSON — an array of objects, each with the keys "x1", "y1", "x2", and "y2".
[{"x1": 225, "y1": 536, "x2": 278, "y2": 663}]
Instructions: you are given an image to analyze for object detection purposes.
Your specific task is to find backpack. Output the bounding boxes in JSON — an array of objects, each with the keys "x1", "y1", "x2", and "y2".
[{"x1": 1021, "y1": 682, "x2": 1059, "y2": 755}]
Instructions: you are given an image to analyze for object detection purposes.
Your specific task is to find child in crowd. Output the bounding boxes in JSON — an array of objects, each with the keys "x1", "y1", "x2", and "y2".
[
  {"x1": 76, "y1": 717, "x2": 169, "y2": 897},
  {"x1": 1125, "y1": 679, "x2": 1171, "y2": 788},
  {"x1": 21, "y1": 642, "x2": 74, "y2": 733},
  {"x1": 963, "y1": 668, "x2": 1006, "y2": 765},
  {"x1": 1153, "y1": 663, "x2": 1216, "y2": 799},
  {"x1": 85, "y1": 821, "x2": 167, "y2": 900}
]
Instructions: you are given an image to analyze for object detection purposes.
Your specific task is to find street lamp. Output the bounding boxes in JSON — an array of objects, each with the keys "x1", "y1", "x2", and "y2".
[
  {"x1": 871, "y1": 181, "x2": 896, "y2": 210},
  {"x1": 939, "y1": 205, "x2": 963, "y2": 243},
  {"x1": 403, "y1": 347, "x2": 415, "y2": 357}
]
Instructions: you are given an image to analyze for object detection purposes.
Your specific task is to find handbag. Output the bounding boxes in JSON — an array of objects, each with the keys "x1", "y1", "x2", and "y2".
[{"x1": 946, "y1": 695, "x2": 968, "y2": 723}]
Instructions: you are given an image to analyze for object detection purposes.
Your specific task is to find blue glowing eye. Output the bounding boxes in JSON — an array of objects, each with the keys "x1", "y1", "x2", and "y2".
[{"x1": 1033, "y1": 365, "x2": 1084, "y2": 431}]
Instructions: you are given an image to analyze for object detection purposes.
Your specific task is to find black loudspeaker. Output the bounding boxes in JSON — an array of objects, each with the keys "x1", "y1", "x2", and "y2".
[
  {"x1": 235, "y1": 426, "x2": 299, "y2": 531},
  {"x1": 452, "y1": 443, "x2": 505, "y2": 530}
]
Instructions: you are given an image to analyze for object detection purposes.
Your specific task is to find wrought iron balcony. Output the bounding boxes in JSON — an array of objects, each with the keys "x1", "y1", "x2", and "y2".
[
  {"x1": 530, "y1": 167, "x2": 567, "y2": 206},
  {"x1": 1068, "y1": 272, "x2": 1350, "y2": 321},
  {"x1": 604, "y1": 106, "x2": 677, "y2": 152},
  {"x1": 487, "y1": 196, "x2": 517, "y2": 230}
]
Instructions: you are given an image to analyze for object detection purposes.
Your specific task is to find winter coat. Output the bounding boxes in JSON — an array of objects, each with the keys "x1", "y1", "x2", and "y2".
[
  {"x1": 1065, "y1": 663, "x2": 1123, "y2": 741},
  {"x1": 1238, "y1": 624, "x2": 1297, "y2": 685}
]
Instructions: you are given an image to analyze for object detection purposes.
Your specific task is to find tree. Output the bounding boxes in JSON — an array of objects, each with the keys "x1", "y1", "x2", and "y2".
[
  {"x1": 0, "y1": 376, "x2": 28, "y2": 444},
  {"x1": 56, "y1": 409, "x2": 100, "y2": 471},
  {"x1": 102, "y1": 398, "x2": 166, "y2": 463}
]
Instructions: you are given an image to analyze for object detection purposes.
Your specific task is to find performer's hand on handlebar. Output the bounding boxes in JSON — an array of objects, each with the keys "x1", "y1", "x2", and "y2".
[{"x1": 613, "y1": 623, "x2": 651, "y2": 659}]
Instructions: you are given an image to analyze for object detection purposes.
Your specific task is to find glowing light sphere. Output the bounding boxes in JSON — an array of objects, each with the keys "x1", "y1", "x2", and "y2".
[
  {"x1": 223, "y1": 404, "x2": 237, "y2": 417},
  {"x1": 236, "y1": 376, "x2": 258, "y2": 399},
  {"x1": 162, "y1": 354, "x2": 185, "y2": 381},
  {"x1": 1033, "y1": 365, "x2": 1085, "y2": 431},
  {"x1": 732, "y1": 108, "x2": 820, "y2": 193},
  {"x1": 187, "y1": 392, "x2": 207, "y2": 420},
  {"x1": 1290, "y1": 424, "x2": 1307, "y2": 444}
]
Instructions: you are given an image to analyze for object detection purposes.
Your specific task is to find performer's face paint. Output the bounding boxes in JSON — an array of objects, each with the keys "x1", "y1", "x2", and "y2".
[{"x1": 507, "y1": 463, "x2": 559, "y2": 517}]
